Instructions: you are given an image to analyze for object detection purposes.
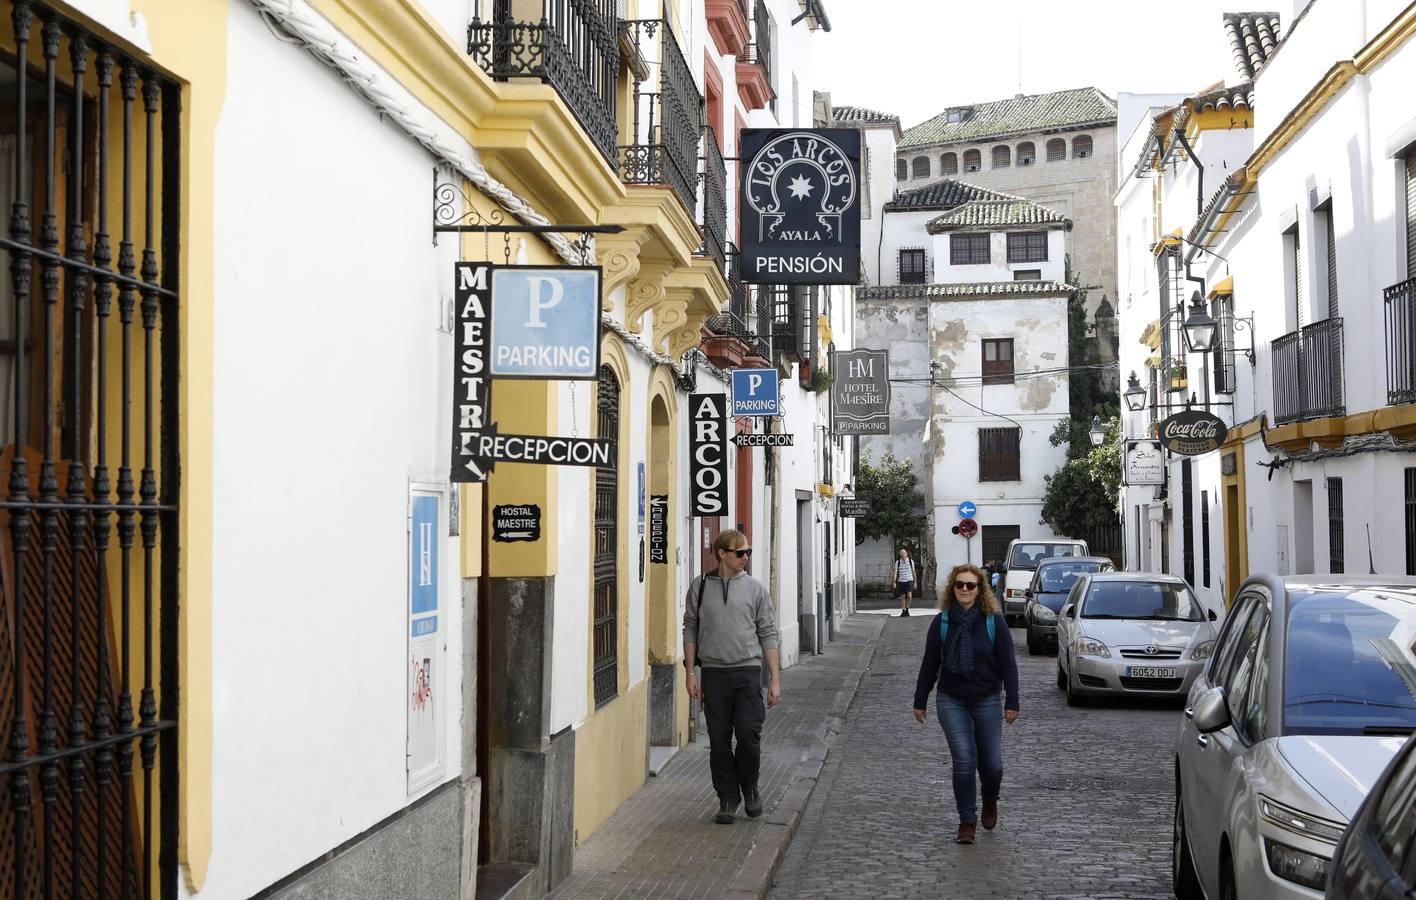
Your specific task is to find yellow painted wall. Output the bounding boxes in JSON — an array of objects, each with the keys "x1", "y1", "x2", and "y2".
[{"x1": 572, "y1": 679, "x2": 648, "y2": 845}]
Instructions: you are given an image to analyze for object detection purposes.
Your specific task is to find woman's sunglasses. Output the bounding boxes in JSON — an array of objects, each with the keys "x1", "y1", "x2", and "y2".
[{"x1": 953, "y1": 580, "x2": 979, "y2": 591}]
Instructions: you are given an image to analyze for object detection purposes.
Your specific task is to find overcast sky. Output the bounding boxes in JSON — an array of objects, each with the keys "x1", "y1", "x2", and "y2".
[{"x1": 814, "y1": 0, "x2": 1262, "y2": 129}]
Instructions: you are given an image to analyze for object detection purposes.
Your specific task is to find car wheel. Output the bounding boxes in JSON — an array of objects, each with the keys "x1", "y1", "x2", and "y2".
[
  {"x1": 1219, "y1": 852, "x2": 1237, "y2": 900},
  {"x1": 1055, "y1": 658, "x2": 1065, "y2": 690},
  {"x1": 1172, "y1": 784, "x2": 1202, "y2": 900},
  {"x1": 1064, "y1": 665, "x2": 1087, "y2": 707},
  {"x1": 1026, "y1": 625, "x2": 1041, "y2": 655}
]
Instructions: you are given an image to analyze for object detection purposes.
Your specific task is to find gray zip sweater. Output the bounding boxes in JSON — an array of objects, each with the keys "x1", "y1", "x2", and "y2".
[{"x1": 682, "y1": 570, "x2": 779, "y2": 669}]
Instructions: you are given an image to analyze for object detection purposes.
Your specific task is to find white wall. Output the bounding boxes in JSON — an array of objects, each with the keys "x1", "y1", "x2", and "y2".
[
  {"x1": 862, "y1": 124, "x2": 900, "y2": 286},
  {"x1": 929, "y1": 229, "x2": 1068, "y2": 284}
]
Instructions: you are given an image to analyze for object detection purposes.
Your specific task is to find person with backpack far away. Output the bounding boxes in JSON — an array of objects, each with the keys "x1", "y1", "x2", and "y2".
[
  {"x1": 893, "y1": 547, "x2": 919, "y2": 617},
  {"x1": 912, "y1": 562, "x2": 1020, "y2": 845}
]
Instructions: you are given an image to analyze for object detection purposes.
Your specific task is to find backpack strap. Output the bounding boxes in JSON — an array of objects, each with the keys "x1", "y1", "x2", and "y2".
[
  {"x1": 940, "y1": 611, "x2": 999, "y2": 646},
  {"x1": 695, "y1": 568, "x2": 720, "y2": 612}
]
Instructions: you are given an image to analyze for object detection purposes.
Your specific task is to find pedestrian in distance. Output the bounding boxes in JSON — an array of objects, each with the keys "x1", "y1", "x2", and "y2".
[
  {"x1": 893, "y1": 547, "x2": 919, "y2": 616},
  {"x1": 683, "y1": 529, "x2": 782, "y2": 825},
  {"x1": 912, "y1": 562, "x2": 1021, "y2": 845}
]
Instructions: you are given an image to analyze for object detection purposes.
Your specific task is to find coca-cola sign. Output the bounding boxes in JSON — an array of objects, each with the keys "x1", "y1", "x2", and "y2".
[{"x1": 1159, "y1": 410, "x2": 1228, "y2": 456}]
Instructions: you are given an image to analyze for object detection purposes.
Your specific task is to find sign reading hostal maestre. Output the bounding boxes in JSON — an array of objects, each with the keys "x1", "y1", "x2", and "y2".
[
  {"x1": 831, "y1": 349, "x2": 890, "y2": 435},
  {"x1": 739, "y1": 128, "x2": 861, "y2": 285}
]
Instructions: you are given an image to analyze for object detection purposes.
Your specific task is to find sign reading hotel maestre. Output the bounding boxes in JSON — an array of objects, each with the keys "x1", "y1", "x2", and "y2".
[
  {"x1": 1124, "y1": 439, "x2": 1166, "y2": 485},
  {"x1": 739, "y1": 128, "x2": 861, "y2": 285},
  {"x1": 1159, "y1": 410, "x2": 1228, "y2": 457},
  {"x1": 831, "y1": 349, "x2": 890, "y2": 435}
]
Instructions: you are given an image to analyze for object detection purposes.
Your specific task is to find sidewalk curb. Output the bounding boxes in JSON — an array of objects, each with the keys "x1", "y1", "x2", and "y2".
[{"x1": 723, "y1": 614, "x2": 891, "y2": 900}]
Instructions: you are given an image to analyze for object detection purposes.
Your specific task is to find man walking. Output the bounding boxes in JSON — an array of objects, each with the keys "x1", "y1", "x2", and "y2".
[
  {"x1": 684, "y1": 529, "x2": 781, "y2": 825},
  {"x1": 893, "y1": 547, "x2": 919, "y2": 616}
]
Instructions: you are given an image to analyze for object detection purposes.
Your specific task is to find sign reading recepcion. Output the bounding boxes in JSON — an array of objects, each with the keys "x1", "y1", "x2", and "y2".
[
  {"x1": 738, "y1": 128, "x2": 861, "y2": 285},
  {"x1": 689, "y1": 393, "x2": 728, "y2": 516},
  {"x1": 831, "y1": 349, "x2": 890, "y2": 435},
  {"x1": 1124, "y1": 440, "x2": 1166, "y2": 486},
  {"x1": 648, "y1": 494, "x2": 668, "y2": 564},
  {"x1": 489, "y1": 266, "x2": 601, "y2": 379}
]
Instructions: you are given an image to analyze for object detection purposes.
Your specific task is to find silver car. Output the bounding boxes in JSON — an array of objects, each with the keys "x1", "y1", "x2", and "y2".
[
  {"x1": 1174, "y1": 575, "x2": 1416, "y2": 900},
  {"x1": 1055, "y1": 573, "x2": 1220, "y2": 705}
]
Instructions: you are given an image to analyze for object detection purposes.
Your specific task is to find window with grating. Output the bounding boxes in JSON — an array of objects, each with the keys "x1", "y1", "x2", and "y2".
[
  {"x1": 950, "y1": 233, "x2": 990, "y2": 266},
  {"x1": 1406, "y1": 469, "x2": 1416, "y2": 575},
  {"x1": 982, "y1": 524, "x2": 1020, "y2": 564},
  {"x1": 1322, "y1": 202, "x2": 1339, "y2": 318},
  {"x1": 991, "y1": 145, "x2": 1010, "y2": 168},
  {"x1": 898, "y1": 248, "x2": 927, "y2": 284},
  {"x1": 1046, "y1": 138, "x2": 1066, "y2": 162},
  {"x1": 1013, "y1": 269, "x2": 1041, "y2": 281},
  {"x1": 896, "y1": 158, "x2": 907, "y2": 180},
  {"x1": 1073, "y1": 135, "x2": 1093, "y2": 158},
  {"x1": 594, "y1": 366, "x2": 621, "y2": 706},
  {"x1": 1007, "y1": 232, "x2": 1047, "y2": 263},
  {"x1": 978, "y1": 427, "x2": 1021, "y2": 481},
  {"x1": 1201, "y1": 490, "x2": 1211, "y2": 588},
  {"x1": 912, "y1": 155, "x2": 930, "y2": 179},
  {"x1": 982, "y1": 338, "x2": 1014, "y2": 385},
  {"x1": 940, "y1": 152, "x2": 958, "y2": 176},
  {"x1": 1327, "y1": 477, "x2": 1344, "y2": 574},
  {"x1": 1406, "y1": 152, "x2": 1415, "y2": 277},
  {"x1": 963, "y1": 149, "x2": 981, "y2": 172},
  {"x1": 1213, "y1": 295, "x2": 1237, "y2": 394},
  {"x1": 1182, "y1": 460, "x2": 1195, "y2": 586},
  {"x1": 1017, "y1": 141, "x2": 1035, "y2": 165}
]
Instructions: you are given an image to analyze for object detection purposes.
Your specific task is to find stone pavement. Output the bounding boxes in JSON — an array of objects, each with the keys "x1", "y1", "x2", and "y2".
[
  {"x1": 772, "y1": 612, "x2": 1180, "y2": 900},
  {"x1": 550, "y1": 614, "x2": 886, "y2": 900}
]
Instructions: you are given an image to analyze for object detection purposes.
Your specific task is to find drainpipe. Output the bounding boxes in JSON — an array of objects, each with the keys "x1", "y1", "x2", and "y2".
[{"x1": 1172, "y1": 128, "x2": 1205, "y2": 221}]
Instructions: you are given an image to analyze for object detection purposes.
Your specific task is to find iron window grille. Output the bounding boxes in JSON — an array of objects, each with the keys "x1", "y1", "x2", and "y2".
[
  {"x1": 894, "y1": 158, "x2": 907, "y2": 181},
  {"x1": 981, "y1": 525, "x2": 1019, "y2": 566},
  {"x1": 620, "y1": 19, "x2": 703, "y2": 213},
  {"x1": 991, "y1": 145, "x2": 1010, "y2": 169},
  {"x1": 911, "y1": 156, "x2": 929, "y2": 179},
  {"x1": 1046, "y1": 138, "x2": 1066, "y2": 162},
  {"x1": 1213, "y1": 295, "x2": 1237, "y2": 395},
  {"x1": 1181, "y1": 460, "x2": 1195, "y2": 587},
  {"x1": 1201, "y1": 490, "x2": 1211, "y2": 588},
  {"x1": 751, "y1": 286, "x2": 772, "y2": 361},
  {"x1": 981, "y1": 338, "x2": 1014, "y2": 385},
  {"x1": 467, "y1": 0, "x2": 620, "y2": 167},
  {"x1": 594, "y1": 366, "x2": 620, "y2": 707},
  {"x1": 950, "y1": 234, "x2": 990, "y2": 266},
  {"x1": 1073, "y1": 135, "x2": 1093, "y2": 158},
  {"x1": 1322, "y1": 202, "x2": 1339, "y2": 319},
  {"x1": 1271, "y1": 317, "x2": 1345, "y2": 424},
  {"x1": 962, "y1": 150, "x2": 981, "y2": 172},
  {"x1": 898, "y1": 248, "x2": 927, "y2": 284},
  {"x1": 1013, "y1": 269, "x2": 1041, "y2": 281},
  {"x1": 0, "y1": 5, "x2": 182, "y2": 898},
  {"x1": 940, "y1": 153, "x2": 958, "y2": 176},
  {"x1": 1006, "y1": 232, "x2": 1047, "y2": 263},
  {"x1": 746, "y1": 0, "x2": 772, "y2": 94},
  {"x1": 1387, "y1": 276, "x2": 1416, "y2": 405},
  {"x1": 697, "y1": 126, "x2": 727, "y2": 272},
  {"x1": 1406, "y1": 469, "x2": 1416, "y2": 576},
  {"x1": 978, "y1": 427, "x2": 1021, "y2": 482},
  {"x1": 1406, "y1": 151, "x2": 1415, "y2": 278},
  {"x1": 1327, "y1": 478, "x2": 1344, "y2": 574},
  {"x1": 769, "y1": 284, "x2": 802, "y2": 361},
  {"x1": 1147, "y1": 368, "x2": 1159, "y2": 435},
  {"x1": 1017, "y1": 142, "x2": 1035, "y2": 166}
]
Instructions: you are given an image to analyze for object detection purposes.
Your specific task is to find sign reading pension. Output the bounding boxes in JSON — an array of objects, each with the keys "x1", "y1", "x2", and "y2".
[
  {"x1": 489, "y1": 266, "x2": 601, "y2": 379},
  {"x1": 739, "y1": 128, "x2": 861, "y2": 285},
  {"x1": 831, "y1": 349, "x2": 890, "y2": 435}
]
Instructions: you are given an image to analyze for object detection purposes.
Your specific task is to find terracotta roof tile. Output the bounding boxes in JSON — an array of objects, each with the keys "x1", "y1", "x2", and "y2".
[
  {"x1": 926, "y1": 199, "x2": 1070, "y2": 233},
  {"x1": 1222, "y1": 12, "x2": 1283, "y2": 81},
  {"x1": 884, "y1": 179, "x2": 1024, "y2": 213},
  {"x1": 830, "y1": 105, "x2": 899, "y2": 126},
  {"x1": 858, "y1": 280, "x2": 1077, "y2": 301},
  {"x1": 900, "y1": 87, "x2": 1117, "y2": 150}
]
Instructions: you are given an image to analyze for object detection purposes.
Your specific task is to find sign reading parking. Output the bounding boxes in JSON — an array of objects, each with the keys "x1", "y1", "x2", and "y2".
[
  {"x1": 489, "y1": 266, "x2": 601, "y2": 380},
  {"x1": 958, "y1": 500, "x2": 976, "y2": 518},
  {"x1": 731, "y1": 368, "x2": 781, "y2": 418}
]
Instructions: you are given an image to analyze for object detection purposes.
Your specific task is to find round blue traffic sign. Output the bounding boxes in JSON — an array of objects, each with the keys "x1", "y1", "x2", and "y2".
[{"x1": 958, "y1": 501, "x2": 977, "y2": 518}]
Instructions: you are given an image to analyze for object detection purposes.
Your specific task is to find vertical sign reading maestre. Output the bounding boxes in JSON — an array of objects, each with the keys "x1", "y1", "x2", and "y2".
[
  {"x1": 451, "y1": 263, "x2": 492, "y2": 483},
  {"x1": 689, "y1": 393, "x2": 727, "y2": 516},
  {"x1": 831, "y1": 349, "x2": 890, "y2": 435}
]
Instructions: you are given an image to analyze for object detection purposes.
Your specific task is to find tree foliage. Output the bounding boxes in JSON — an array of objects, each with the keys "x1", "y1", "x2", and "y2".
[{"x1": 855, "y1": 449, "x2": 926, "y2": 547}]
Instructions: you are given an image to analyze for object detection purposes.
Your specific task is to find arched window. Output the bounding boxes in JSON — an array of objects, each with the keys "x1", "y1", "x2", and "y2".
[
  {"x1": 941, "y1": 152, "x2": 958, "y2": 176},
  {"x1": 593, "y1": 365, "x2": 621, "y2": 706},
  {"x1": 992, "y1": 145, "x2": 1011, "y2": 168},
  {"x1": 1046, "y1": 138, "x2": 1066, "y2": 162},
  {"x1": 1073, "y1": 135, "x2": 1094, "y2": 158},
  {"x1": 963, "y1": 149, "x2": 982, "y2": 172},
  {"x1": 896, "y1": 158, "x2": 908, "y2": 180},
  {"x1": 1017, "y1": 142, "x2": 1036, "y2": 166},
  {"x1": 912, "y1": 156, "x2": 931, "y2": 179}
]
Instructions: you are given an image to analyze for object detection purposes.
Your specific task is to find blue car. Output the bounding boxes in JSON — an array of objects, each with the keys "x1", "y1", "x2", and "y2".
[{"x1": 1022, "y1": 556, "x2": 1113, "y2": 655}]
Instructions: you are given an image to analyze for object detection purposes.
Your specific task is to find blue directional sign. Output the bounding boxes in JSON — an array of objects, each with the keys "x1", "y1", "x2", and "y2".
[
  {"x1": 958, "y1": 500, "x2": 977, "y2": 519},
  {"x1": 489, "y1": 266, "x2": 602, "y2": 380},
  {"x1": 731, "y1": 368, "x2": 781, "y2": 417}
]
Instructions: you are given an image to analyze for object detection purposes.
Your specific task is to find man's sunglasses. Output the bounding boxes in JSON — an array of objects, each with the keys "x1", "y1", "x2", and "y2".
[
  {"x1": 953, "y1": 580, "x2": 979, "y2": 591},
  {"x1": 726, "y1": 548, "x2": 753, "y2": 558}
]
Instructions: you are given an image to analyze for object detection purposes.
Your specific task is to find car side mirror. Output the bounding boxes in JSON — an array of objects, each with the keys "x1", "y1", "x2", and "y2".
[
  {"x1": 1062, "y1": 603, "x2": 1076, "y2": 619},
  {"x1": 1193, "y1": 686, "x2": 1231, "y2": 734},
  {"x1": 1208, "y1": 608, "x2": 1218, "y2": 622}
]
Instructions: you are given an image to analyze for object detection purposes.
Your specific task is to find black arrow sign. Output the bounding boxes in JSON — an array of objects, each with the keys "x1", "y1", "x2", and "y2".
[{"x1": 457, "y1": 422, "x2": 615, "y2": 477}]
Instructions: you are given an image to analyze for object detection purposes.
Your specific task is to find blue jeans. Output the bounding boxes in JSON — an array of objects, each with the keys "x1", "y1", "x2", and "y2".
[{"x1": 936, "y1": 691, "x2": 1004, "y2": 824}]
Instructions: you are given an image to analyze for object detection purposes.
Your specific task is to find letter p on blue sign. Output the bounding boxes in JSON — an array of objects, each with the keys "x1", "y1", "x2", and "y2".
[{"x1": 731, "y1": 368, "x2": 780, "y2": 418}]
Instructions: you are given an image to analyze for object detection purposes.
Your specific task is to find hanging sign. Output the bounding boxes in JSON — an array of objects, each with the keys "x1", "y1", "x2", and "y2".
[
  {"x1": 831, "y1": 349, "x2": 890, "y2": 435},
  {"x1": 649, "y1": 494, "x2": 669, "y2": 563},
  {"x1": 734, "y1": 432, "x2": 794, "y2": 447},
  {"x1": 731, "y1": 368, "x2": 781, "y2": 417},
  {"x1": 492, "y1": 504, "x2": 542, "y2": 543},
  {"x1": 1159, "y1": 410, "x2": 1228, "y2": 456},
  {"x1": 739, "y1": 128, "x2": 861, "y2": 285},
  {"x1": 466, "y1": 425, "x2": 614, "y2": 471},
  {"x1": 1125, "y1": 439, "x2": 1166, "y2": 485},
  {"x1": 690, "y1": 393, "x2": 728, "y2": 516},
  {"x1": 451, "y1": 263, "x2": 494, "y2": 483},
  {"x1": 489, "y1": 266, "x2": 601, "y2": 380},
  {"x1": 838, "y1": 498, "x2": 872, "y2": 518}
]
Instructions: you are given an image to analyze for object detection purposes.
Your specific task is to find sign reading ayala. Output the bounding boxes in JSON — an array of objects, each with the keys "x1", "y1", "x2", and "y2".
[
  {"x1": 1158, "y1": 410, "x2": 1228, "y2": 456},
  {"x1": 831, "y1": 349, "x2": 890, "y2": 435},
  {"x1": 739, "y1": 128, "x2": 861, "y2": 285}
]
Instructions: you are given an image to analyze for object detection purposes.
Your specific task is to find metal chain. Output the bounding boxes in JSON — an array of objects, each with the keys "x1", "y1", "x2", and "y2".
[{"x1": 569, "y1": 381, "x2": 579, "y2": 437}]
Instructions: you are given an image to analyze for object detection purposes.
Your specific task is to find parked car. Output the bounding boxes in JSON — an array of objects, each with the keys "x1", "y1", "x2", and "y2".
[
  {"x1": 1326, "y1": 734, "x2": 1416, "y2": 899},
  {"x1": 1055, "y1": 573, "x2": 1218, "y2": 706},
  {"x1": 1023, "y1": 556, "x2": 1114, "y2": 654},
  {"x1": 1174, "y1": 576, "x2": 1416, "y2": 900},
  {"x1": 1001, "y1": 538, "x2": 1087, "y2": 622}
]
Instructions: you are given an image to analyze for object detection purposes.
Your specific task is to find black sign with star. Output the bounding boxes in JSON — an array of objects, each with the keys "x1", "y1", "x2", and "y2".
[{"x1": 738, "y1": 128, "x2": 862, "y2": 285}]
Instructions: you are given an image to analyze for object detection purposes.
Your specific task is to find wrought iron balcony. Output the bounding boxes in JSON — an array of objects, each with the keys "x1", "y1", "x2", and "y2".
[
  {"x1": 1272, "y1": 317, "x2": 1345, "y2": 425},
  {"x1": 620, "y1": 19, "x2": 703, "y2": 213},
  {"x1": 698, "y1": 127, "x2": 727, "y2": 272},
  {"x1": 706, "y1": 253, "x2": 770, "y2": 363},
  {"x1": 467, "y1": 1, "x2": 620, "y2": 167},
  {"x1": 748, "y1": 0, "x2": 773, "y2": 89},
  {"x1": 1386, "y1": 276, "x2": 1416, "y2": 405},
  {"x1": 770, "y1": 284, "x2": 805, "y2": 363}
]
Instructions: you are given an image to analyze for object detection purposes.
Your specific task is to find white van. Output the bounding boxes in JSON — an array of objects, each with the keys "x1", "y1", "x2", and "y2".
[{"x1": 1000, "y1": 538, "x2": 1088, "y2": 621}]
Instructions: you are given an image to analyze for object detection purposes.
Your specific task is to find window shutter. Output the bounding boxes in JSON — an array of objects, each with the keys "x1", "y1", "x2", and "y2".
[
  {"x1": 1406, "y1": 152, "x2": 1416, "y2": 278},
  {"x1": 1325, "y1": 208, "x2": 1339, "y2": 319}
]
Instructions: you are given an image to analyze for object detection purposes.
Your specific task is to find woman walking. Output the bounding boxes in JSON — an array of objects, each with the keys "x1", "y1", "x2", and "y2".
[{"x1": 912, "y1": 563, "x2": 1020, "y2": 844}]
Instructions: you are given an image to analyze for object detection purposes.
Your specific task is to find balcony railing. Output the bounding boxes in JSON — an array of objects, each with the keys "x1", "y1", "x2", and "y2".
[
  {"x1": 620, "y1": 19, "x2": 703, "y2": 213},
  {"x1": 467, "y1": 1, "x2": 620, "y2": 166},
  {"x1": 1386, "y1": 276, "x2": 1416, "y2": 405},
  {"x1": 708, "y1": 253, "x2": 770, "y2": 361},
  {"x1": 698, "y1": 127, "x2": 727, "y2": 272},
  {"x1": 769, "y1": 284, "x2": 802, "y2": 361},
  {"x1": 1272, "y1": 317, "x2": 1345, "y2": 425},
  {"x1": 747, "y1": 0, "x2": 773, "y2": 90}
]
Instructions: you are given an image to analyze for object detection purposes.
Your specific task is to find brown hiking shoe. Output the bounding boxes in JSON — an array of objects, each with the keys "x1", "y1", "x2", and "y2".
[
  {"x1": 982, "y1": 800, "x2": 998, "y2": 830},
  {"x1": 956, "y1": 822, "x2": 977, "y2": 844}
]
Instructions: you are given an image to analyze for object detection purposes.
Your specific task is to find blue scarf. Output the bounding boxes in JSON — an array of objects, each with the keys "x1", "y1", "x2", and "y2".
[{"x1": 945, "y1": 604, "x2": 981, "y2": 675}]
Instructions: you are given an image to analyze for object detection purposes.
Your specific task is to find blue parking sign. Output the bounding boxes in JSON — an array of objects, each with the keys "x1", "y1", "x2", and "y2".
[
  {"x1": 731, "y1": 368, "x2": 780, "y2": 417},
  {"x1": 489, "y1": 266, "x2": 602, "y2": 380}
]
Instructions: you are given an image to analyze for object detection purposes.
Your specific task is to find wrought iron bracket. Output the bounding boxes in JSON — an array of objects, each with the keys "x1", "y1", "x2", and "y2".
[
  {"x1": 1232, "y1": 314, "x2": 1257, "y2": 364},
  {"x1": 432, "y1": 174, "x2": 623, "y2": 259}
]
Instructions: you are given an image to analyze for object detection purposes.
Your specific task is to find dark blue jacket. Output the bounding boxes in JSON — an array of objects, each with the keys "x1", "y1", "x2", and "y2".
[{"x1": 913, "y1": 608, "x2": 1020, "y2": 711}]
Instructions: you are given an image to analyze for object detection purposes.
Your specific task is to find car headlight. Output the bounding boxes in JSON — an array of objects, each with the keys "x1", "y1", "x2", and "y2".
[
  {"x1": 1076, "y1": 637, "x2": 1111, "y2": 658},
  {"x1": 1006, "y1": 588, "x2": 1025, "y2": 599},
  {"x1": 1190, "y1": 640, "x2": 1215, "y2": 661},
  {"x1": 1263, "y1": 839, "x2": 1331, "y2": 890},
  {"x1": 1258, "y1": 795, "x2": 1346, "y2": 843},
  {"x1": 1033, "y1": 605, "x2": 1057, "y2": 623}
]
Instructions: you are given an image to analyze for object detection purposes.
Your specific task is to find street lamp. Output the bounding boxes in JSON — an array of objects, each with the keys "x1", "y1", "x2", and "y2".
[
  {"x1": 1088, "y1": 416, "x2": 1107, "y2": 447},
  {"x1": 1123, "y1": 371, "x2": 1147, "y2": 413},
  {"x1": 1182, "y1": 291, "x2": 1219, "y2": 353}
]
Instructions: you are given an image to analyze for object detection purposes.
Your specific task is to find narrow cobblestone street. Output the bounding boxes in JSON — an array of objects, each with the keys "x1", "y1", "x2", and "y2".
[{"x1": 773, "y1": 612, "x2": 1180, "y2": 900}]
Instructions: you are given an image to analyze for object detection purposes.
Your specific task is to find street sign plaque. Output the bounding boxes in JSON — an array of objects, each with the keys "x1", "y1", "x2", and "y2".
[
  {"x1": 958, "y1": 500, "x2": 977, "y2": 518},
  {"x1": 488, "y1": 266, "x2": 601, "y2": 380},
  {"x1": 731, "y1": 368, "x2": 781, "y2": 418},
  {"x1": 838, "y1": 498, "x2": 872, "y2": 518},
  {"x1": 958, "y1": 518, "x2": 978, "y2": 539}
]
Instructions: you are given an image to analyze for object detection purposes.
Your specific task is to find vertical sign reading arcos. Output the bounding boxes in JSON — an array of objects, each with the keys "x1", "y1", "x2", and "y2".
[
  {"x1": 690, "y1": 393, "x2": 728, "y2": 516},
  {"x1": 831, "y1": 349, "x2": 891, "y2": 435}
]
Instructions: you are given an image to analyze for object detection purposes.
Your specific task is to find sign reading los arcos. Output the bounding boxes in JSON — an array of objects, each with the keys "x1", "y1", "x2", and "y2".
[
  {"x1": 831, "y1": 349, "x2": 890, "y2": 435},
  {"x1": 739, "y1": 128, "x2": 861, "y2": 285},
  {"x1": 689, "y1": 393, "x2": 728, "y2": 516}
]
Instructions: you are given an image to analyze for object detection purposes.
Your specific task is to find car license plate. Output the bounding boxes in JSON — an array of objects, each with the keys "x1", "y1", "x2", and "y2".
[{"x1": 1126, "y1": 666, "x2": 1177, "y2": 679}]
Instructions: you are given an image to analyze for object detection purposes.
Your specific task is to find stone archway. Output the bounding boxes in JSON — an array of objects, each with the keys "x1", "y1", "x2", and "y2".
[{"x1": 646, "y1": 390, "x2": 679, "y2": 752}]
